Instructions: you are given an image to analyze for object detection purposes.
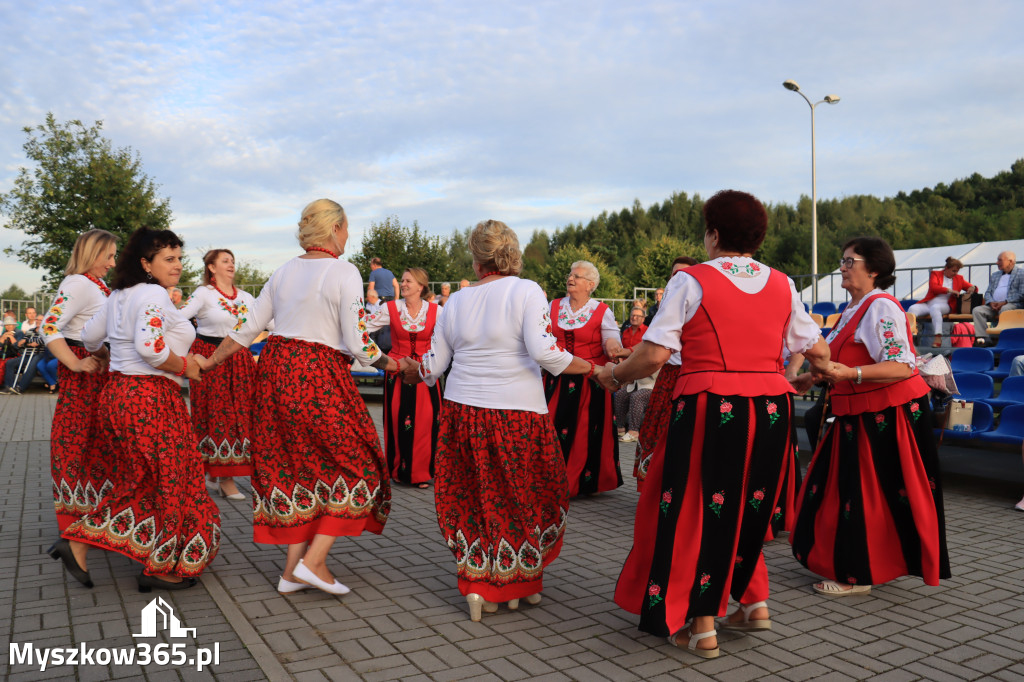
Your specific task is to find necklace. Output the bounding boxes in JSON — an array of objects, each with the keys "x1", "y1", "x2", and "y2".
[
  {"x1": 83, "y1": 273, "x2": 111, "y2": 297},
  {"x1": 213, "y1": 282, "x2": 237, "y2": 300},
  {"x1": 305, "y1": 247, "x2": 338, "y2": 258},
  {"x1": 480, "y1": 271, "x2": 502, "y2": 279}
]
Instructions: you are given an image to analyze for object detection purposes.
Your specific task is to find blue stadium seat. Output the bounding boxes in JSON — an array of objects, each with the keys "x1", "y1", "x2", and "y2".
[
  {"x1": 812, "y1": 302, "x2": 837, "y2": 317},
  {"x1": 950, "y1": 347, "x2": 995, "y2": 374},
  {"x1": 936, "y1": 400, "x2": 993, "y2": 440},
  {"x1": 837, "y1": 301, "x2": 848, "y2": 314},
  {"x1": 992, "y1": 328, "x2": 1024, "y2": 357},
  {"x1": 979, "y1": 376, "x2": 1024, "y2": 411},
  {"x1": 900, "y1": 299, "x2": 918, "y2": 311},
  {"x1": 249, "y1": 341, "x2": 266, "y2": 356},
  {"x1": 951, "y1": 372, "x2": 994, "y2": 401},
  {"x1": 976, "y1": 404, "x2": 1024, "y2": 445},
  {"x1": 985, "y1": 349, "x2": 1024, "y2": 382}
]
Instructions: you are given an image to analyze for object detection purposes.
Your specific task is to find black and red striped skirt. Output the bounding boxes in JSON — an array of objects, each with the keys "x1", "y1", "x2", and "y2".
[
  {"x1": 382, "y1": 369, "x2": 441, "y2": 485},
  {"x1": 544, "y1": 372, "x2": 621, "y2": 496}
]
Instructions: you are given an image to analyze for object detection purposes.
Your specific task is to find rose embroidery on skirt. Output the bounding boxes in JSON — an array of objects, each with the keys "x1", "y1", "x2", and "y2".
[
  {"x1": 673, "y1": 400, "x2": 686, "y2": 423},
  {"x1": 647, "y1": 582, "x2": 664, "y2": 608},
  {"x1": 909, "y1": 401, "x2": 921, "y2": 422},
  {"x1": 719, "y1": 399, "x2": 734, "y2": 426},
  {"x1": 707, "y1": 490, "x2": 725, "y2": 517},
  {"x1": 766, "y1": 400, "x2": 779, "y2": 426},
  {"x1": 875, "y1": 413, "x2": 887, "y2": 431},
  {"x1": 660, "y1": 489, "x2": 672, "y2": 516},
  {"x1": 698, "y1": 572, "x2": 711, "y2": 595},
  {"x1": 748, "y1": 488, "x2": 766, "y2": 511}
]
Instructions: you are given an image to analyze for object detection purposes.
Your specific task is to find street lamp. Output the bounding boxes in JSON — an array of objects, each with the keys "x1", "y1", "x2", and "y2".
[{"x1": 783, "y1": 79, "x2": 840, "y2": 305}]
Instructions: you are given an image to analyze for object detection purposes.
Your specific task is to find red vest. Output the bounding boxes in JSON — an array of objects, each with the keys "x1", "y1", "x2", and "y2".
[
  {"x1": 828, "y1": 292, "x2": 928, "y2": 415},
  {"x1": 387, "y1": 301, "x2": 438, "y2": 361},
  {"x1": 550, "y1": 299, "x2": 610, "y2": 365},
  {"x1": 674, "y1": 264, "x2": 794, "y2": 398}
]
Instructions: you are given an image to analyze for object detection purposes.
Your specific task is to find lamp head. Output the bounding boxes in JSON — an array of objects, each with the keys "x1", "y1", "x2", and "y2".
[
  {"x1": 783, "y1": 80, "x2": 800, "y2": 92},
  {"x1": 824, "y1": 94, "x2": 841, "y2": 104}
]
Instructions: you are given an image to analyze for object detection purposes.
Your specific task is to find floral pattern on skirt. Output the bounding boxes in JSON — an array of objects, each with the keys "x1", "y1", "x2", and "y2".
[
  {"x1": 62, "y1": 373, "x2": 220, "y2": 577},
  {"x1": 51, "y1": 345, "x2": 113, "y2": 531},
  {"x1": 615, "y1": 391, "x2": 795, "y2": 636},
  {"x1": 250, "y1": 336, "x2": 390, "y2": 544},
  {"x1": 791, "y1": 394, "x2": 950, "y2": 587},
  {"x1": 435, "y1": 401, "x2": 569, "y2": 602},
  {"x1": 190, "y1": 337, "x2": 255, "y2": 476},
  {"x1": 634, "y1": 364, "x2": 680, "y2": 491},
  {"x1": 544, "y1": 372, "x2": 622, "y2": 496},
  {"x1": 383, "y1": 370, "x2": 441, "y2": 484}
]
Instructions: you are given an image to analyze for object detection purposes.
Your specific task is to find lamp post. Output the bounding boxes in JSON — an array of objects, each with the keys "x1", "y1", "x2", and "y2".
[{"x1": 783, "y1": 79, "x2": 840, "y2": 305}]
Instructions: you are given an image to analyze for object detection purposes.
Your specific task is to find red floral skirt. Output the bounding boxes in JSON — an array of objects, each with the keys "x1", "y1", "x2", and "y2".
[
  {"x1": 791, "y1": 393, "x2": 950, "y2": 587},
  {"x1": 189, "y1": 337, "x2": 256, "y2": 476},
  {"x1": 63, "y1": 373, "x2": 221, "y2": 577},
  {"x1": 250, "y1": 336, "x2": 390, "y2": 544},
  {"x1": 615, "y1": 391, "x2": 795, "y2": 637},
  {"x1": 634, "y1": 364, "x2": 680, "y2": 491},
  {"x1": 544, "y1": 372, "x2": 622, "y2": 496},
  {"x1": 383, "y1": 369, "x2": 441, "y2": 484},
  {"x1": 51, "y1": 345, "x2": 113, "y2": 531},
  {"x1": 435, "y1": 401, "x2": 569, "y2": 602}
]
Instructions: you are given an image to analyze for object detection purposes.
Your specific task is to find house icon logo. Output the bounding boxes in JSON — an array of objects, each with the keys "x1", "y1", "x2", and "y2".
[{"x1": 133, "y1": 597, "x2": 197, "y2": 639}]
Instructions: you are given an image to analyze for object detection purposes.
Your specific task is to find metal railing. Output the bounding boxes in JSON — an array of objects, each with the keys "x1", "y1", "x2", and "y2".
[{"x1": 793, "y1": 262, "x2": 999, "y2": 307}]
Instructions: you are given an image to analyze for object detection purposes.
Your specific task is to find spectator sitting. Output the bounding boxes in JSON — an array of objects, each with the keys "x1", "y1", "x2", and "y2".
[
  {"x1": 1, "y1": 316, "x2": 43, "y2": 395},
  {"x1": 621, "y1": 307, "x2": 648, "y2": 352},
  {"x1": 167, "y1": 286, "x2": 183, "y2": 307},
  {"x1": 907, "y1": 257, "x2": 976, "y2": 348},
  {"x1": 1, "y1": 316, "x2": 22, "y2": 360},
  {"x1": 620, "y1": 299, "x2": 648, "y2": 333},
  {"x1": 367, "y1": 257, "x2": 398, "y2": 302},
  {"x1": 21, "y1": 307, "x2": 43, "y2": 335},
  {"x1": 365, "y1": 289, "x2": 391, "y2": 355},
  {"x1": 614, "y1": 368, "x2": 659, "y2": 443},
  {"x1": 438, "y1": 282, "x2": 451, "y2": 306},
  {"x1": 973, "y1": 251, "x2": 1024, "y2": 347},
  {"x1": 644, "y1": 288, "x2": 666, "y2": 326},
  {"x1": 459, "y1": 278, "x2": 470, "y2": 290},
  {"x1": 36, "y1": 346, "x2": 60, "y2": 394}
]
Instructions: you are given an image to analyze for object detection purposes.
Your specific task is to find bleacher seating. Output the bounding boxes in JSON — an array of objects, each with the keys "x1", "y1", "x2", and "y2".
[
  {"x1": 979, "y1": 376, "x2": 1024, "y2": 411},
  {"x1": 987, "y1": 309, "x2": 1024, "y2": 338},
  {"x1": 951, "y1": 372, "x2": 995, "y2": 402},
  {"x1": 812, "y1": 302, "x2": 837, "y2": 317},
  {"x1": 823, "y1": 313, "x2": 841, "y2": 330},
  {"x1": 984, "y1": 349, "x2": 1024, "y2": 382},
  {"x1": 950, "y1": 348, "x2": 995, "y2": 374},
  {"x1": 899, "y1": 299, "x2": 918, "y2": 311},
  {"x1": 976, "y1": 404, "x2": 1024, "y2": 445},
  {"x1": 837, "y1": 301, "x2": 849, "y2": 314},
  {"x1": 937, "y1": 400, "x2": 994, "y2": 440},
  {"x1": 809, "y1": 313, "x2": 824, "y2": 328},
  {"x1": 992, "y1": 328, "x2": 1024, "y2": 357}
]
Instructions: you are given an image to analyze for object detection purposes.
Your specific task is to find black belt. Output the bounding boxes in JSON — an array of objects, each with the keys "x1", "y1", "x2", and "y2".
[
  {"x1": 66, "y1": 339, "x2": 85, "y2": 348},
  {"x1": 197, "y1": 333, "x2": 225, "y2": 346}
]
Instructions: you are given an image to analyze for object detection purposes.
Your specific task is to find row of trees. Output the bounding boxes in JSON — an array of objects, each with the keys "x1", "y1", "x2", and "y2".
[{"x1": 4, "y1": 114, "x2": 1024, "y2": 305}]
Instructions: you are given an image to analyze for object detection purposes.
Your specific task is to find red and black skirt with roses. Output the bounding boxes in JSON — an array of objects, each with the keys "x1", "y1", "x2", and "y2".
[
  {"x1": 189, "y1": 336, "x2": 256, "y2": 476},
  {"x1": 634, "y1": 363, "x2": 680, "y2": 491},
  {"x1": 790, "y1": 392, "x2": 950, "y2": 587},
  {"x1": 62, "y1": 373, "x2": 221, "y2": 577},
  {"x1": 382, "y1": 370, "x2": 441, "y2": 485},
  {"x1": 51, "y1": 344, "x2": 113, "y2": 531},
  {"x1": 543, "y1": 372, "x2": 622, "y2": 496},
  {"x1": 249, "y1": 336, "x2": 391, "y2": 544},
  {"x1": 615, "y1": 390, "x2": 795, "y2": 637},
  {"x1": 435, "y1": 400, "x2": 569, "y2": 602}
]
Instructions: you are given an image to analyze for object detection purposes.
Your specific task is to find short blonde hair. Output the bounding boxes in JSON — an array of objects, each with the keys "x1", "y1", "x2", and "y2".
[
  {"x1": 468, "y1": 220, "x2": 523, "y2": 276},
  {"x1": 65, "y1": 229, "x2": 117, "y2": 276},
  {"x1": 404, "y1": 267, "x2": 430, "y2": 298},
  {"x1": 297, "y1": 199, "x2": 346, "y2": 250},
  {"x1": 570, "y1": 260, "x2": 600, "y2": 293}
]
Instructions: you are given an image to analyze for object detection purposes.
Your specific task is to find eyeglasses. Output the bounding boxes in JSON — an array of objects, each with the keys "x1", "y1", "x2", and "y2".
[
  {"x1": 566, "y1": 273, "x2": 591, "y2": 282},
  {"x1": 839, "y1": 257, "x2": 866, "y2": 269}
]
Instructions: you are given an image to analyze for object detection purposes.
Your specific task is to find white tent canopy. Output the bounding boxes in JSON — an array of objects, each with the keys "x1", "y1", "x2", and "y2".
[{"x1": 798, "y1": 239, "x2": 1024, "y2": 305}]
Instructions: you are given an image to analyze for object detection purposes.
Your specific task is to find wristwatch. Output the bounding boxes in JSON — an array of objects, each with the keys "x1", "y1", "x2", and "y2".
[{"x1": 610, "y1": 364, "x2": 623, "y2": 389}]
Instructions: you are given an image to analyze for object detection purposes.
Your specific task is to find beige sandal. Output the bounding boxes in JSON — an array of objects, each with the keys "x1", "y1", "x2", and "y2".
[
  {"x1": 813, "y1": 580, "x2": 871, "y2": 596},
  {"x1": 667, "y1": 626, "x2": 720, "y2": 659},
  {"x1": 719, "y1": 600, "x2": 771, "y2": 631}
]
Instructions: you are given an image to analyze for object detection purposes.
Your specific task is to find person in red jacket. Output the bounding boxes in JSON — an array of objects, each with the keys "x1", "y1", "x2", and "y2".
[{"x1": 907, "y1": 257, "x2": 975, "y2": 348}]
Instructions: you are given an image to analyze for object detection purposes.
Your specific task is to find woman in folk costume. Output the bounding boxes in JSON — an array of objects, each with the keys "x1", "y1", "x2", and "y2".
[
  {"x1": 177, "y1": 249, "x2": 258, "y2": 500},
  {"x1": 56, "y1": 227, "x2": 219, "y2": 592},
  {"x1": 790, "y1": 236, "x2": 950, "y2": 595},
  {"x1": 41, "y1": 230, "x2": 117, "y2": 533},
  {"x1": 207, "y1": 199, "x2": 399, "y2": 596},
  {"x1": 597, "y1": 190, "x2": 830, "y2": 658},
  {"x1": 400, "y1": 220, "x2": 597, "y2": 621},
  {"x1": 544, "y1": 261, "x2": 627, "y2": 496},
  {"x1": 364, "y1": 267, "x2": 442, "y2": 488}
]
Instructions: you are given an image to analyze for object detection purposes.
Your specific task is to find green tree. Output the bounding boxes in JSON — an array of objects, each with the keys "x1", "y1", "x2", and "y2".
[
  {"x1": 349, "y1": 216, "x2": 473, "y2": 284},
  {"x1": 1, "y1": 284, "x2": 29, "y2": 301},
  {"x1": 634, "y1": 236, "x2": 704, "y2": 289},
  {"x1": 538, "y1": 245, "x2": 626, "y2": 300},
  {"x1": 0, "y1": 113, "x2": 172, "y2": 289}
]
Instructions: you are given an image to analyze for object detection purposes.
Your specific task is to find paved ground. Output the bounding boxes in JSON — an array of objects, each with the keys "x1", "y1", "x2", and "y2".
[{"x1": 1, "y1": 388, "x2": 1023, "y2": 681}]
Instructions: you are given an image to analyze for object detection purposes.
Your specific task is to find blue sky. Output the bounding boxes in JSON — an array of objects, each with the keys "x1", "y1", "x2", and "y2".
[{"x1": 2, "y1": 0, "x2": 1023, "y2": 292}]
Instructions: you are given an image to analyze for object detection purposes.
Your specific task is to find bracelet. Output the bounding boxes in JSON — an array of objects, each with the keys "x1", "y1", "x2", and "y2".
[
  {"x1": 610, "y1": 364, "x2": 623, "y2": 388},
  {"x1": 855, "y1": 366, "x2": 862, "y2": 385},
  {"x1": 176, "y1": 356, "x2": 188, "y2": 377},
  {"x1": 585, "y1": 360, "x2": 596, "y2": 378}
]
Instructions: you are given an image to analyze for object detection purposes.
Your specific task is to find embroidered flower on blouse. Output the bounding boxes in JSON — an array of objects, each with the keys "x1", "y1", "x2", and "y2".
[
  {"x1": 877, "y1": 317, "x2": 906, "y2": 361},
  {"x1": 719, "y1": 260, "x2": 761, "y2": 277},
  {"x1": 141, "y1": 304, "x2": 167, "y2": 356},
  {"x1": 558, "y1": 299, "x2": 596, "y2": 328}
]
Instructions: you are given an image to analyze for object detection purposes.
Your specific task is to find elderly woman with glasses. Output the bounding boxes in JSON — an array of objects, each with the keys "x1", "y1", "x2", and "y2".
[
  {"x1": 544, "y1": 261, "x2": 627, "y2": 497},
  {"x1": 790, "y1": 236, "x2": 950, "y2": 597},
  {"x1": 906, "y1": 257, "x2": 976, "y2": 348}
]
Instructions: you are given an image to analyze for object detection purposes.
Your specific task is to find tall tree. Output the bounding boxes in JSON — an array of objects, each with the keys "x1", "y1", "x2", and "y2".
[{"x1": 0, "y1": 113, "x2": 172, "y2": 289}]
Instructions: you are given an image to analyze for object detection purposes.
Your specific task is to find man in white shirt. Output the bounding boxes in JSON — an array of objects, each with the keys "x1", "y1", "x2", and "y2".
[
  {"x1": 20, "y1": 307, "x2": 42, "y2": 335},
  {"x1": 973, "y1": 251, "x2": 1024, "y2": 346}
]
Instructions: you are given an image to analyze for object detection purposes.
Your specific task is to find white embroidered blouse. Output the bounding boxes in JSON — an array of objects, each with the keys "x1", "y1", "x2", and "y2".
[
  {"x1": 177, "y1": 285, "x2": 258, "y2": 338},
  {"x1": 554, "y1": 298, "x2": 621, "y2": 343},
  {"x1": 41, "y1": 274, "x2": 109, "y2": 345},
  {"x1": 825, "y1": 289, "x2": 915, "y2": 367}
]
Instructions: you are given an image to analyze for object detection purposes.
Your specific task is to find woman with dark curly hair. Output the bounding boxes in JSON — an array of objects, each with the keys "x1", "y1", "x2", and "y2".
[
  {"x1": 207, "y1": 199, "x2": 399, "y2": 597},
  {"x1": 177, "y1": 249, "x2": 259, "y2": 500},
  {"x1": 790, "y1": 236, "x2": 950, "y2": 596},
  {"x1": 54, "y1": 227, "x2": 220, "y2": 592},
  {"x1": 598, "y1": 190, "x2": 830, "y2": 658}
]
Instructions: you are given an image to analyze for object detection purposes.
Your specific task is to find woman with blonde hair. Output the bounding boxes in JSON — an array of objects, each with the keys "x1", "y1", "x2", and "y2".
[
  {"x1": 207, "y1": 199, "x2": 398, "y2": 596},
  {"x1": 365, "y1": 267, "x2": 443, "y2": 488},
  {"x1": 400, "y1": 219, "x2": 596, "y2": 621},
  {"x1": 41, "y1": 229, "x2": 117, "y2": 538},
  {"x1": 177, "y1": 249, "x2": 259, "y2": 500},
  {"x1": 545, "y1": 260, "x2": 627, "y2": 496}
]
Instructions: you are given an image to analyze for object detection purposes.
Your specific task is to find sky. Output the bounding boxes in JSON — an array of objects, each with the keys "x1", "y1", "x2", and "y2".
[{"x1": 2, "y1": 0, "x2": 1023, "y2": 293}]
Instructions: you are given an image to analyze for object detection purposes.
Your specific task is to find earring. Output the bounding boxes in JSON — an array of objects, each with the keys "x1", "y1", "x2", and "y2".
[{"x1": 146, "y1": 272, "x2": 153, "y2": 281}]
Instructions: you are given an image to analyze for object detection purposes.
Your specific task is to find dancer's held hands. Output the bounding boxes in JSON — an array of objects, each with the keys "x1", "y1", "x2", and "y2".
[
  {"x1": 188, "y1": 353, "x2": 210, "y2": 381},
  {"x1": 399, "y1": 357, "x2": 422, "y2": 384}
]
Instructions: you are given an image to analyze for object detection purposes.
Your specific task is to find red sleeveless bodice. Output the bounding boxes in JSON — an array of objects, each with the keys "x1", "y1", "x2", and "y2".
[
  {"x1": 550, "y1": 299, "x2": 610, "y2": 365},
  {"x1": 387, "y1": 301, "x2": 438, "y2": 361}
]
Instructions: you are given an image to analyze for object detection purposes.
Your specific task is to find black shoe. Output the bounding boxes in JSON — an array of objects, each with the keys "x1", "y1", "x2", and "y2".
[
  {"x1": 47, "y1": 539, "x2": 93, "y2": 588},
  {"x1": 137, "y1": 573, "x2": 198, "y2": 593}
]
